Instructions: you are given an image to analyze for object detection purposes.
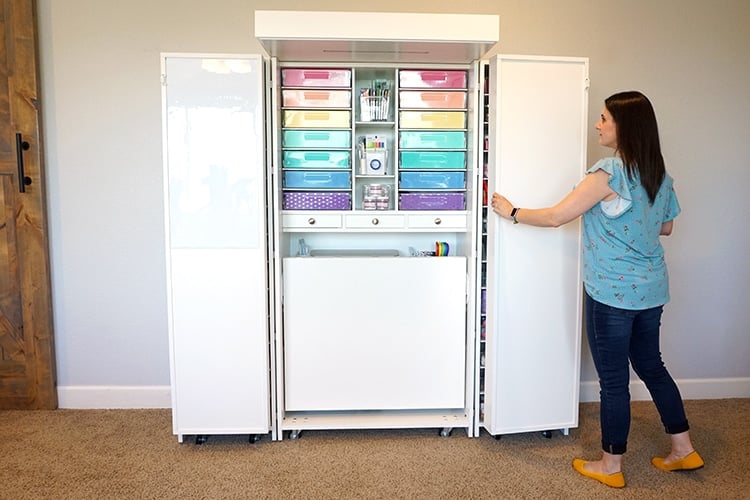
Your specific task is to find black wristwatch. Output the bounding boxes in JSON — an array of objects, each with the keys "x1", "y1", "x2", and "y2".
[{"x1": 510, "y1": 207, "x2": 520, "y2": 224}]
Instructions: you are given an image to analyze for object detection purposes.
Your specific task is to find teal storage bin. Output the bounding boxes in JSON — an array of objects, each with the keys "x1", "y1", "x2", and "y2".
[
  {"x1": 400, "y1": 172, "x2": 465, "y2": 189},
  {"x1": 283, "y1": 151, "x2": 351, "y2": 169},
  {"x1": 400, "y1": 151, "x2": 466, "y2": 169},
  {"x1": 399, "y1": 131, "x2": 466, "y2": 149},
  {"x1": 282, "y1": 130, "x2": 351, "y2": 148},
  {"x1": 284, "y1": 171, "x2": 351, "y2": 189}
]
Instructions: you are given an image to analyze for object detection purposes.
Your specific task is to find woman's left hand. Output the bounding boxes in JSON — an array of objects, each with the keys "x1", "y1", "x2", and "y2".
[{"x1": 491, "y1": 192, "x2": 514, "y2": 220}]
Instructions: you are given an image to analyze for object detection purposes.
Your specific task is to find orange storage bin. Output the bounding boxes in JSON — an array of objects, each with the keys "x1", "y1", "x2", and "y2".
[
  {"x1": 399, "y1": 91, "x2": 466, "y2": 109},
  {"x1": 282, "y1": 89, "x2": 351, "y2": 108}
]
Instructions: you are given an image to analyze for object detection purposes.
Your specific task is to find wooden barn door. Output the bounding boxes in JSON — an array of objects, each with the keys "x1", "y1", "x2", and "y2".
[{"x1": 0, "y1": 0, "x2": 56, "y2": 409}]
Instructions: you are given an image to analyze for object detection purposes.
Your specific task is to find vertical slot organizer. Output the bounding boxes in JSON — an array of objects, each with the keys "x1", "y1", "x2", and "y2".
[
  {"x1": 354, "y1": 68, "x2": 396, "y2": 210},
  {"x1": 397, "y1": 70, "x2": 469, "y2": 211},
  {"x1": 478, "y1": 62, "x2": 490, "y2": 429},
  {"x1": 281, "y1": 68, "x2": 353, "y2": 211}
]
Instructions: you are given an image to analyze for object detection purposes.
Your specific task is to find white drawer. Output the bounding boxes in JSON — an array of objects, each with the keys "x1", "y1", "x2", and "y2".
[
  {"x1": 345, "y1": 214, "x2": 406, "y2": 229},
  {"x1": 407, "y1": 214, "x2": 467, "y2": 230},
  {"x1": 283, "y1": 213, "x2": 343, "y2": 229}
]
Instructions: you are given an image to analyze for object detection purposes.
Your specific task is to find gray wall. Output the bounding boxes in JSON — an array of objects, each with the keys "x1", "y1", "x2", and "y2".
[{"x1": 37, "y1": 0, "x2": 750, "y2": 406}]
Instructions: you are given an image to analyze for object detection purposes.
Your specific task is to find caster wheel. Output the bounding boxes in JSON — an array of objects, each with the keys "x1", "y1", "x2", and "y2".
[
  {"x1": 195, "y1": 435, "x2": 208, "y2": 445},
  {"x1": 542, "y1": 430, "x2": 552, "y2": 439},
  {"x1": 249, "y1": 434, "x2": 261, "y2": 444},
  {"x1": 439, "y1": 428, "x2": 453, "y2": 437}
]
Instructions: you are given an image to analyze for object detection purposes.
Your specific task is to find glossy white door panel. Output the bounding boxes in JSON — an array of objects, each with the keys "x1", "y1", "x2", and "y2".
[
  {"x1": 162, "y1": 55, "x2": 270, "y2": 441},
  {"x1": 483, "y1": 55, "x2": 588, "y2": 435}
]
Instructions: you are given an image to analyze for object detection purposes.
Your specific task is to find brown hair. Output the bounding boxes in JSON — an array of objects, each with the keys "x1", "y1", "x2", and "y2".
[{"x1": 605, "y1": 91, "x2": 666, "y2": 203}]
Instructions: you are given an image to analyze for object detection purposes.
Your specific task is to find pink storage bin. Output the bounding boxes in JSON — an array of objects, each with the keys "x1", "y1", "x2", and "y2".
[
  {"x1": 282, "y1": 69, "x2": 352, "y2": 88},
  {"x1": 399, "y1": 70, "x2": 467, "y2": 89},
  {"x1": 282, "y1": 89, "x2": 351, "y2": 108},
  {"x1": 398, "y1": 91, "x2": 467, "y2": 109}
]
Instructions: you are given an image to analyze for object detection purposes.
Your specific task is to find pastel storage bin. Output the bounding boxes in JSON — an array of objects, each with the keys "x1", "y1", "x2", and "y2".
[
  {"x1": 282, "y1": 68, "x2": 352, "y2": 88},
  {"x1": 400, "y1": 172, "x2": 465, "y2": 190},
  {"x1": 400, "y1": 151, "x2": 466, "y2": 170},
  {"x1": 284, "y1": 171, "x2": 351, "y2": 189},
  {"x1": 399, "y1": 70, "x2": 467, "y2": 89},
  {"x1": 398, "y1": 91, "x2": 466, "y2": 109},
  {"x1": 282, "y1": 130, "x2": 351, "y2": 148},
  {"x1": 282, "y1": 89, "x2": 351, "y2": 108},
  {"x1": 399, "y1": 192, "x2": 465, "y2": 210},
  {"x1": 399, "y1": 111, "x2": 465, "y2": 129},
  {"x1": 283, "y1": 110, "x2": 351, "y2": 128},
  {"x1": 399, "y1": 131, "x2": 466, "y2": 149},
  {"x1": 283, "y1": 192, "x2": 352, "y2": 210},
  {"x1": 283, "y1": 151, "x2": 351, "y2": 169}
]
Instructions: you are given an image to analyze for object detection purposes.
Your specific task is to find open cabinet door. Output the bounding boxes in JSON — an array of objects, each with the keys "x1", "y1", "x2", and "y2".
[
  {"x1": 483, "y1": 55, "x2": 589, "y2": 436},
  {"x1": 162, "y1": 54, "x2": 271, "y2": 442}
]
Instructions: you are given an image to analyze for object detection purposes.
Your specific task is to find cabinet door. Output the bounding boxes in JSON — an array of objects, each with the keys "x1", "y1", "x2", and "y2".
[
  {"x1": 162, "y1": 55, "x2": 270, "y2": 438},
  {"x1": 484, "y1": 55, "x2": 588, "y2": 435}
]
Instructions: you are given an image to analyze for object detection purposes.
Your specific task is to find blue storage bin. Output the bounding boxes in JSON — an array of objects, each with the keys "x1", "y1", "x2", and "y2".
[
  {"x1": 284, "y1": 171, "x2": 351, "y2": 189},
  {"x1": 399, "y1": 131, "x2": 466, "y2": 149},
  {"x1": 283, "y1": 151, "x2": 351, "y2": 169},
  {"x1": 282, "y1": 130, "x2": 351, "y2": 148},
  {"x1": 400, "y1": 151, "x2": 466, "y2": 169},
  {"x1": 400, "y1": 172, "x2": 465, "y2": 189}
]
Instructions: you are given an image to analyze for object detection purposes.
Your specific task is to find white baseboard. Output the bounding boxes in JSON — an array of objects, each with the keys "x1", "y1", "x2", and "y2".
[
  {"x1": 57, "y1": 385, "x2": 171, "y2": 409},
  {"x1": 57, "y1": 378, "x2": 750, "y2": 409},
  {"x1": 579, "y1": 377, "x2": 750, "y2": 403}
]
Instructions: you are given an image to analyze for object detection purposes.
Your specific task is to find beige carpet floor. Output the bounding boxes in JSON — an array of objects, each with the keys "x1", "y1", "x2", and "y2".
[{"x1": 1, "y1": 399, "x2": 748, "y2": 499}]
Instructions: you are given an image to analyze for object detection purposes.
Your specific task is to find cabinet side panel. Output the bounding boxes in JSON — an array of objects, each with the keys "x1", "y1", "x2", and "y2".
[
  {"x1": 485, "y1": 56, "x2": 587, "y2": 435},
  {"x1": 170, "y1": 250, "x2": 269, "y2": 432}
]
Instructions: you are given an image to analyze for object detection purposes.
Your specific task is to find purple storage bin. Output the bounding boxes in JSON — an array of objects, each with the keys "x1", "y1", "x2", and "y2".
[
  {"x1": 481, "y1": 289, "x2": 487, "y2": 314},
  {"x1": 283, "y1": 192, "x2": 351, "y2": 210},
  {"x1": 399, "y1": 192, "x2": 465, "y2": 210}
]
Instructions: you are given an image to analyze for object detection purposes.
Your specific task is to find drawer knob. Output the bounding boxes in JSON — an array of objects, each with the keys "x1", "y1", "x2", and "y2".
[
  {"x1": 307, "y1": 218, "x2": 316, "y2": 225},
  {"x1": 434, "y1": 218, "x2": 442, "y2": 225},
  {"x1": 371, "y1": 218, "x2": 379, "y2": 225}
]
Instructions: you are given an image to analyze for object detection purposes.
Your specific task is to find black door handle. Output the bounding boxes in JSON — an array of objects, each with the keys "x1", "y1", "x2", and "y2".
[{"x1": 16, "y1": 133, "x2": 33, "y2": 193}]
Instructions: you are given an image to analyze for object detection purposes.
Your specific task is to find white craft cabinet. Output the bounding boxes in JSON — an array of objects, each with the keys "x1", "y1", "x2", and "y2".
[
  {"x1": 270, "y1": 60, "x2": 481, "y2": 437},
  {"x1": 161, "y1": 11, "x2": 589, "y2": 443}
]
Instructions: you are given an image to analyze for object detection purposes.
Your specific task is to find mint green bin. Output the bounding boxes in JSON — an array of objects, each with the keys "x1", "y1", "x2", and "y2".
[
  {"x1": 283, "y1": 151, "x2": 351, "y2": 169},
  {"x1": 282, "y1": 130, "x2": 351, "y2": 148},
  {"x1": 400, "y1": 151, "x2": 466, "y2": 169},
  {"x1": 399, "y1": 131, "x2": 466, "y2": 149}
]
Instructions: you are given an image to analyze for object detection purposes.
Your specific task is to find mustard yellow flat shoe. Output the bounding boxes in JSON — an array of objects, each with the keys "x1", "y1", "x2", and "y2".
[
  {"x1": 572, "y1": 458, "x2": 625, "y2": 488},
  {"x1": 651, "y1": 450, "x2": 704, "y2": 471}
]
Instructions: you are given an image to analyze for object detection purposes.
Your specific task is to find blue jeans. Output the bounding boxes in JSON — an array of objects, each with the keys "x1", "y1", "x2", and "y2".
[{"x1": 585, "y1": 293, "x2": 690, "y2": 455}]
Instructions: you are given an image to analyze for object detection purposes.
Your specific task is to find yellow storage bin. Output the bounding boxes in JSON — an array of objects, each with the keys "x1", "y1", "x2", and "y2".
[
  {"x1": 399, "y1": 111, "x2": 465, "y2": 129},
  {"x1": 283, "y1": 110, "x2": 351, "y2": 128}
]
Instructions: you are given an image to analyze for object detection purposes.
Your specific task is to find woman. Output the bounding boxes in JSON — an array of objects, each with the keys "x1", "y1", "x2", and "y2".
[{"x1": 491, "y1": 91, "x2": 702, "y2": 488}]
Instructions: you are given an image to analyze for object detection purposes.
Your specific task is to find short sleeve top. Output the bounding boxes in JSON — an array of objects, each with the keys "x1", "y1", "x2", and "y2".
[{"x1": 582, "y1": 157, "x2": 681, "y2": 309}]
